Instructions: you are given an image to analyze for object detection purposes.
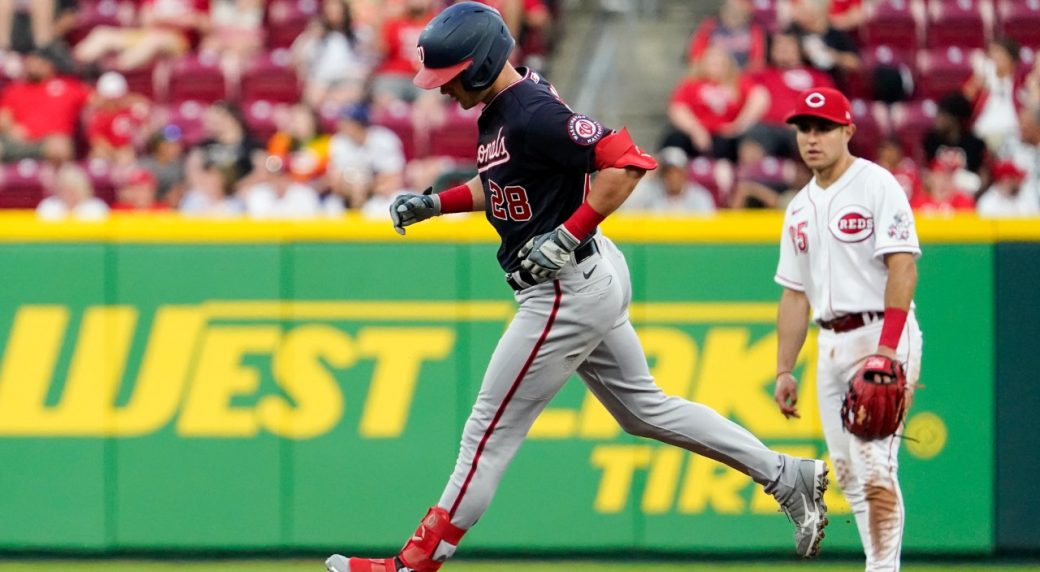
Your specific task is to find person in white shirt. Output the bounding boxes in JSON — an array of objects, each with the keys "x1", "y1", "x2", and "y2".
[
  {"x1": 774, "y1": 88, "x2": 923, "y2": 572},
  {"x1": 625, "y1": 146, "x2": 716, "y2": 213},
  {"x1": 241, "y1": 155, "x2": 321, "y2": 219},
  {"x1": 326, "y1": 103, "x2": 406, "y2": 211},
  {"x1": 36, "y1": 163, "x2": 109, "y2": 220},
  {"x1": 977, "y1": 160, "x2": 1040, "y2": 217}
]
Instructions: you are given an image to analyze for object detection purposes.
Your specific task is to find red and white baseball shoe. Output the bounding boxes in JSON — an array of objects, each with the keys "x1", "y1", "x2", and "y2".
[{"x1": 325, "y1": 555, "x2": 408, "y2": 572}]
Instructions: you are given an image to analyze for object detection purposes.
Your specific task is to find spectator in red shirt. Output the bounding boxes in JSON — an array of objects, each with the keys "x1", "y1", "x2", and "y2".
[
  {"x1": 877, "y1": 138, "x2": 923, "y2": 202},
  {"x1": 662, "y1": 44, "x2": 769, "y2": 162},
  {"x1": 371, "y1": 0, "x2": 436, "y2": 105},
  {"x1": 0, "y1": 45, "x2": 86, "y2": 163},
  {"x1": 85, "y1": 71, "x2": 150, "y2": 165},
  {"x1": 113, "y1": 167, "x2": 170, "y2": 211},
  {"x1": 73, "y1": 0, "x2": 210, "y2": 70},
  {"x1": 912, "y1": 155, "x2": 977, "y2": 213},
  {"x1": 687, "y1": 0, "x2": 767, "y2": 72},
  {"x1": 744, "y1": 30, "x2": 834, "y2": 158}
]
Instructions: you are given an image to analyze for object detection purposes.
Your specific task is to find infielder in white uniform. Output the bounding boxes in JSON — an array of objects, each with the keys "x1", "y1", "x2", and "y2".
[{"x1": 773, "y1": 87, "x2": 923, "y2": 572}]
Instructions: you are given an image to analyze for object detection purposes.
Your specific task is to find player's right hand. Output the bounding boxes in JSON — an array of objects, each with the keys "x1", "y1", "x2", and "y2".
[
  {"x1": 390, "y1": 188, "x2": 441, "y2": 235},
  {"x1": 774, "y1": 373, "x2": 801, "y2": 419}
]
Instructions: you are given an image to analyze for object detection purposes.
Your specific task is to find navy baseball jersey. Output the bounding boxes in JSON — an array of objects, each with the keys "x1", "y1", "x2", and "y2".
[{"x1": 475, "y1": 68, "x2": 609, "y2": 272}]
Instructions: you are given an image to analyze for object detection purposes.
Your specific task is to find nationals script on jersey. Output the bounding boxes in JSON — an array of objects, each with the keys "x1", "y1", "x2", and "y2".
[{"x1": 775, "y1": 158, "x2": 921, "y2": 322}]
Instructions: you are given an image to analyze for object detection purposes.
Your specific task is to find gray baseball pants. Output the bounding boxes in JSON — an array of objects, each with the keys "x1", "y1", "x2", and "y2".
[{"x1": 437, "y1": 234, "x2": 789, "y2": 529}]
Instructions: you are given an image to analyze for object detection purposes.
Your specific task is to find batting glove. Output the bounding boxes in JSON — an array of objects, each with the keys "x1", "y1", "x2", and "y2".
[
  {"x1": 390, "y1": 188, "x2": 440, "y2": 235},
  {"x1": 517, "y1": 226, "x2": 581, "y2": 282}
]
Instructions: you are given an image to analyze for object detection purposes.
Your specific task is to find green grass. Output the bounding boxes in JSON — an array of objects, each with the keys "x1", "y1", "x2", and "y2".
[{"x1": 0, "y1": 561, "x2": 1037, "y2": 572}]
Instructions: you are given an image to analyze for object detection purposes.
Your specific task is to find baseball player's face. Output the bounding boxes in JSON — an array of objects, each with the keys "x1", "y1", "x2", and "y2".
[
  {"x1": 440, "y1": 76, "x2": 484, "y2": 110},
  {"x1": 794, "y1": 119, "x2": 853, "y2": 172}
]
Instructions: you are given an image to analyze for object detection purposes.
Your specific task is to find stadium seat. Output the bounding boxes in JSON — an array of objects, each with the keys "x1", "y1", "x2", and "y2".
[
  {"x1": 82, "y1": 159, "x2": 117, "y2": 205},
  {"x1": 750, "y1": 0, "x2": 780, "y2": 31},
  {"x1": 862, "y1": 0, "x2": 921, "y2": 52},
  {"x1": 66, "y1": 0, "x2": 122, "y2": 46},
  {"x1": 890, "y1": 98, "x2": 938, "y2": 163},
  {"x1": 108, "y1": 63, "x2": 157, "y2": 100},
  {"x1": 0, "y1": 160, "x2": 46, "y2": 209},
  {"x1": 845, "y1": 44, "x2": 917, "y2": 100},
  {"x1": 916, "y1": 46, "x2": 978, "y2": 100},
  {"x1": 427, "y1": 104, "x2": 480, "y2": 161},
  {"x1": 736, "y1": 156, "x2": 793, "y2": 189},
  {"x1": 166, "y1": 54, "x2": 228, "y2": 104},
  {"x1": 160, "y1": 101, "x2": 209, "y2": 147},
  {"x1": 371, "y1": 103, "x2": 418, "y2": 161},
  {"x1": 924, "y1": 0, "x2": 989, "y2": 50},
  {"x1": 687, "y1": 157, "x2": 734, "y2": 207},
  {"x1": 243, "y1": 99, "x2": 284, "y2": 141},
  {"x1": 266, "y1": 0, "x2": 316, "y2": 49},
  {"x1": 997, "y1": 0, "x2": 1040, "y2": 48},
  {"x1": 240, "y1": 49, "x2": 302, "y2": 103},
  {"x1": 848, "y1": 99, "x2": 887, "y2": 161}
]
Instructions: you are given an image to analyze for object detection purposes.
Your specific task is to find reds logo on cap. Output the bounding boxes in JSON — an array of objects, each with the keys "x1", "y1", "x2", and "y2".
[
  {"x1": 785, "y1": 87, "x2": 854, "y2": 126},
  {"x1": 806, "y1": 92, "x2": 826, "y2": 108}
]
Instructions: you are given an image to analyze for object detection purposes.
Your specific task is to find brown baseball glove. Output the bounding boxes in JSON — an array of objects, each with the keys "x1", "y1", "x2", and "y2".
[{"x1": 840, "y1": 354, "x2": 908, "y2": 440}]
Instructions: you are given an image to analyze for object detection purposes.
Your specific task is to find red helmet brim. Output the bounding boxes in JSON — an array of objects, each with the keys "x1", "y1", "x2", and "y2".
[{"x1": 413, "y1": 59, "x2": 473, "y2": 89}]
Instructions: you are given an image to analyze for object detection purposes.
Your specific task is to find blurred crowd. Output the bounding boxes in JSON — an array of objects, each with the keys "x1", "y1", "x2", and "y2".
[
  {"x1": 626, "y1": 0, "x2": 1040, "y2": 218},
  {"x1": 0, "y1": 0, "x2": 559, "y2": 219}
]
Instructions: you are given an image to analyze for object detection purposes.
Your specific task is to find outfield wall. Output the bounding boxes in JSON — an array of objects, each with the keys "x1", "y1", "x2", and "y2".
[{"x1": 0, "y1": 213, "x2": 1033, "y2": 554}]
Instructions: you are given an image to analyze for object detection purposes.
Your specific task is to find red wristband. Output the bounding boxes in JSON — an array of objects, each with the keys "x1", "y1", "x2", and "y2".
[
  {"x1": 562, "y1": 201, "x2": 606, "y2": 241},
  {"x1": 879, "y1": 307, "x2": 909, "y2": 349},
  {"x1": 437, "y1": 184, "x2": 474, "y2": 214}
]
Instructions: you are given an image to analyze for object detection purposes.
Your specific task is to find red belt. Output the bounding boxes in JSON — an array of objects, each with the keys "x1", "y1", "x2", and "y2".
[{"x1": 817, "y1": 311, "x2": 883, "y2": 333}]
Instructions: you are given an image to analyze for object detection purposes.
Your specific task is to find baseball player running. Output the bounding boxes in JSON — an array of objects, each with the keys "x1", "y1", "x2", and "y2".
[
  {"x1": 773, "y1": 87, "x2": 923, "y2": 572},
  {"x1": 327, "y1": 4, "x2": 829, "y2": 571}
]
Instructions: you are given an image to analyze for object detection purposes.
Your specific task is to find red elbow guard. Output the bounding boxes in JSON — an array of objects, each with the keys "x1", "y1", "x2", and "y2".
[{"x1": 593, "y1": 128, "x2": 658, "y2": 171}]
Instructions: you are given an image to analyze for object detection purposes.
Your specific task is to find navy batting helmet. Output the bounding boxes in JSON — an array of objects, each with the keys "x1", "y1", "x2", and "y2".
[{"x1": 413, "y1": 2, "x2": 515, "y2": 92}]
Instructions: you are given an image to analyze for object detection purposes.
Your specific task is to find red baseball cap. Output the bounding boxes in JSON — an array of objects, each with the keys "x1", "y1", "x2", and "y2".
[
  {"x1": 126, "y1": 168, "x2": 156, "y2": 187},
  {"x1": 992, "y1": 160, "x2": 1025, "y2": 181},
  {"x1": 785, "y1": 88, "x2": 854, "y2": 126}
]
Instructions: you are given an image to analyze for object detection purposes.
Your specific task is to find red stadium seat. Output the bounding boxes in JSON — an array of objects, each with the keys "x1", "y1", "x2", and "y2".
[
  {"x1": 997, "y1": 0, "x2": 1040, "y2": 48},
  {"x1": 862, "y1": 0, "x2": 921, "y2": 52},
  {"x1": 66, "y1": 0, "x2": 122, "y2": 46},
  {"x1": 924, "y1": 0, "x2": 989, "y2": 50},
  {"x1": 686, "y1": 157, "x2": 734, "y2": 207},
  {"x1": 845, "y1": 44, "x2": 917, "y2": 100},
  {"x1": 240, "y1": 49, "x2": 302, "y2": 103},
  {"x1": 242, "y1": 99, "x2": 284, "y2": 141},
  {"x1": 371, "y1": 103, "x2": 418, "y2": 161},
  {"x1": 81, "y1": 159, "x2": 117, "y2": 205},
  {"x1": 0, "y1": 160, "x2": 46, "y2": 209},
  {"x1": 166, "y1": 54, "x2": 227, "y2": 104},
  {"x1": 916, "y1": 46, "x2": 978, "y2": 100},
  {"x1": 848, "y1": 99, "x2": 887, "y2": 161},
  {"x1": 160, "y1": 101, "x2": 209, "y2": 147},
  {"x1": 266, "y1": 0, "x2": 315, "y2": 49},
  {"x1": 751, "y1": 0, "x2": 780, "y2": 31},
  {"x1": 427, "y1": 104, "x2": 480, "y2": 161},
  {"x1": 890, "y1": 98, "x2": 938, "y2": 163},
  {"x1": 107, "y1": 63, "x2": 157, "y2": 100},
  {"x1": 736, "y1": 156, "x2": 794, "y2": 188}
]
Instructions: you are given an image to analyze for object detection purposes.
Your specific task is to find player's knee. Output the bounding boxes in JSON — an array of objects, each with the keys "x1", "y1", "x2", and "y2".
[{"x1": 616, "y1": 417, "x2": 658, "y2": 439}]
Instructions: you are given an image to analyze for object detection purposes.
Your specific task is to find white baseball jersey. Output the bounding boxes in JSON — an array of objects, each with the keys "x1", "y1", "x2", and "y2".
[{"x1": 775, "y1": 158, "x2": 920, "y2": 322}]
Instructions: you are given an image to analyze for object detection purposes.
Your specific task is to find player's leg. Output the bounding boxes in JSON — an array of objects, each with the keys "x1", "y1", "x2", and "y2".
[
  {"x1": 575, "y1": 238, "x2": 827, "y2": 557},
  {"x1": 330, "y1": 279, "x2": 617, "y2": 572},
  {"x1": 843, "y1": 318, "x2": 923, "y2": 571},
  {"x1": 816, "y1": 329, "x2": 872, "y2": 556}
]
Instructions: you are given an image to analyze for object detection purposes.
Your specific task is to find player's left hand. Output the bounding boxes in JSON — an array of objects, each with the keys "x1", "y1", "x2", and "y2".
[{"x1": 518, "y1": 226, "x2": 581, "y2": 282}]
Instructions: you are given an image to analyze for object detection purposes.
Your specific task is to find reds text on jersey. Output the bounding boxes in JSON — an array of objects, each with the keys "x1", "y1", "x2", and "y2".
[
  {"x1": 475, "y1": 67, "x2": 607, "y2": 272},
  {"x1": 775, "y1": 158, "x2": 921, "y2": 322}
]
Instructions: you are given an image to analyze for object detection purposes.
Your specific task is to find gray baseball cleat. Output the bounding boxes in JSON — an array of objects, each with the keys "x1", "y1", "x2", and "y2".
[{"x1": 774, "y1": 458, "x2": 830, "y2": 558}]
